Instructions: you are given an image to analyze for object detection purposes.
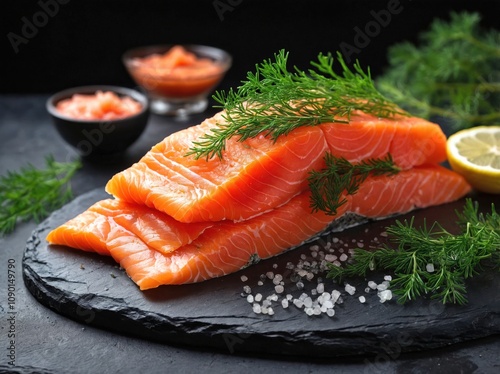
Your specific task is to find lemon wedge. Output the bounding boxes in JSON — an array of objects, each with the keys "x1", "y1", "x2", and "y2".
[{"x1": 447, "y1": 126, "x2": 500, "y2": 194}]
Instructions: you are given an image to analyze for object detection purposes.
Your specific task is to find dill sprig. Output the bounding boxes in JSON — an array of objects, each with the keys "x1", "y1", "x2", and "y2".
[
  {"x1": 308, "y1": 153, "x2": 400, "y2": 216},
  {"x1": 0, "y1": 156, "x2": 81, "y2": 236},
  {"x1": 377, "y1": 12, "x2": 500, "y2": 132},
  {"x1": 327, "y1": 199, "x2": 500, "y2": 305},
  {"x1": 188, "y1": 50, "x2": 407, "y2": 160}
]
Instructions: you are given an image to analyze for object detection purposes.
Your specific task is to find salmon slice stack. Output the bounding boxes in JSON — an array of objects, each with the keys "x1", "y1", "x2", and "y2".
[{"x1": 46, "y1": 111, "x2": 471, "y2": 290}]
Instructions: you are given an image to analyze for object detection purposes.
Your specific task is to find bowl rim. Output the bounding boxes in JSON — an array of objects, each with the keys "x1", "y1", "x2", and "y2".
[
  {"x1": 122, "y1": 44, "x2": 233, "y2": 79},
  {"x1": 46, "y1": 85, "x2": 150, "y2": 124}
]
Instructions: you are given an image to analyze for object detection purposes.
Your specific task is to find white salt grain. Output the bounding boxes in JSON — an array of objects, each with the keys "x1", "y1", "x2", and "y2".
[
  {"x1": 316, "y1": 283, "x2": 325, "y2": 294},
  {"x1": 426, "y1": 263, "x2": 435, "y2": 273},
  {"x1": 253, "y1": 304, "x2": 261, "y2": 314},
  {"x1": 378, "y1": 290, "x2": 393, "y2": 303},
  {"x1": 384, "y1": 275, "x2": 392, "y2": 281},
  {"x1": 243, "y1": 285, "x2": 252, "y2": 294},
  {"x1": 240, "y1": 275, "x2": 248, "y2": 282},
  {"x1": 326, "y1": 308, "x2": 335, "y2": 317},
  {"x1": 246, "y1": 295, "x2": 254, "y2": 303},
  {"x1": 275, "y1": 285, "x2": 284, "y2": 294},
  {"x1": 255, "y1": 293, "x2": 263, "y2": 302},
  {"x1": 331, "y1": 290, "x2": 341, "y2": 303},
  {"x1": 339, "y1": 253, "x2": 348, "y2": 262},
  {"x1": 345, "y1": 283, "x2": 356, "y2": 295},
  {"x1": 325, "y1": 254, "x2": 337, "y2": 262},
  {"x1": 266, "y1": 271, "x2": 274, "y2": 279},
  {"x1": 358, "y1": 296, "x2": 366, "y2": 303},
  {"x1": 368, "y1": 281, "x2": 378, "y2": 290},
  {"x1": 281, "y1": 299, "x2": 289, "y2": 308}
]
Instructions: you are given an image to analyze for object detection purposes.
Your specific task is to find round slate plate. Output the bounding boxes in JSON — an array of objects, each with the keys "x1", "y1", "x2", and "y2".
[{"x1": 22, "y1": 189, "x2": 500, "y2": 357}]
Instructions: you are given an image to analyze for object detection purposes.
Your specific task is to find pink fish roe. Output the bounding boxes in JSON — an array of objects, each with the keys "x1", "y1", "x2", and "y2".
[{"x1": 56, "y1": 91, "x2": 142, "y2": 120}]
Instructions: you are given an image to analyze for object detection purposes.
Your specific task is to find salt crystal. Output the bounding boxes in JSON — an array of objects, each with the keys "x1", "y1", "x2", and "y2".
[
  {"x1": 339, "y1": 253, "x2": 348, "y2": 262},
  {"x1": 358, "y1": 296, "x2": 366, "y2": 303},
  {"x1": 273, "y1": 263, "x2": 278, "y2": 269},
  {"x1": 426, "y1": 263, "x2": 435, "y2": 273},
  {"x1": 266, "y1": 271, "x2": 274, "y2": 279},
  {"x1": 380, "y1": 231, "x2": 388, "y2": 237},
  {"x1": 297, "y1": 269, "x2": 308, "y2": 277},
  {"x1": 321, "y1": 292, "x2": 331, "y2": 301},
  {"x1": 331, "y1": 290, "x2": 341, "y2": 303},
  {"x1": 240, "y1": 275, "x2": 248, "y2": 282},
  {"x1": 286, "y1": 294, "x2": 293, "y2": 301},
  {"x1": 345, "y1": 283, "x2": 356, "y2": 295},
  {"x1": 368, "y1": 281, "x2": 378, "y2": 290},
  {"x1": 325, "y1": 254, "x2": 337, "y2": 262},
  {"x1": 384, "y1": 275, "x2": 393, "y2": 281},
  {"x1": 332, "y1": 237, "x2": 339, "y2": 243},
  {"x1": 296, "y1": 281, "x2": 304, "y2": 290},
  {"x1": 273, "y1": 274, "x2": 283, "y2": 284},
  {"x1": 262, "y1": 299, "x2": 272, "y2": 308},
  {"x1": 316, "y1": 283, "x2": 325, "y2": 294},
  {"x1": 313, "y1": 306, "x2": 322, "y2": 315},
  {"x1": 377, "y1": 283, "x2": 388, "y2": 291},
  {"x1": 261, "y1": 306, "x2": 268, "y2": 315},
  {"x1": 268, "y1": 308, "x2": 274, "y2": 316},
  {"x1": 300, "y1": 254, "x2": 307, "y2": 260},
  {"x1": 310, "y1": 245, "x2": 319, "y2": 251},
  {"x1": 267, "y1": 294, "x2": 278, "y2": 302},
  {"x1": 378, "y1": 290, "x2": 393, "y2": 303},
  {"x1": 286, "y1": 262, "x2": 295, "y2": 270},
  {"x1": 322, "y1": 300, "x2": 334, "y2": 309},
  {"x1": 246, "y1": 295, "x2": 254, "y2": 303},
  {"x1": 357, "y1": 242, "x2": 365, "y2": 248},
  {"x1": 304, "y1": 297, "x2": 313, "y2": 308},
  {"x1": 293, "y1": 299, "x2": 304, "y2": 308},
  {"x1": 326, "y1": 308, "x2": 335, "y2": 317},
  {"x1": 252, "y1": 304, "x2": 261, "y2": 314},
  {"x1": 365, "y1": 287, "x2": 371, "y2": 293},
  {"x1": 305, "y1": 308, "x2": 314, "y2": 316},
  {"x1": 254, "y1": 293, "x2": 262, "y2": 302},
  {"x1": 257, "y1": 281, "x2": 264, "y2": 286},
  {"x1": 243, "y1": 285, "x2": 252, "y2": 294},
  {"x1": 306, "y1": 272, "x2": 314, "y2": 281},
  {"x1": 281, "y1": 299, "x2": 289, "y2": 308},
  {"x1": 275, "y1": 285, "x2": 284, "y2": 294}
]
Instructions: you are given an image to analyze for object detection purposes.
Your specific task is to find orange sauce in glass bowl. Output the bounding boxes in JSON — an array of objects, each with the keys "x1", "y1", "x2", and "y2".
[
  {"x1": 56, "y1": 91, "x2": 142, "y2": 120},
  {"x1": 126, "y1": 45, "x2": 227, "y2": 99}
]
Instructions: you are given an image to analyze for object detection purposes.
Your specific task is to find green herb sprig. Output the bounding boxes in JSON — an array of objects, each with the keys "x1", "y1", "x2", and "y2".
[
  {"x1": 188, "y1": 50, "x2": 407, "y2": 160},
  {"x1": 308, "y1": 153, "x2": 400, "y2": 216},
  {"x1": 377, "y1": 12, "x2": 500, "y2": 132},
  {"x1": 0, "y1": 156, "x2": 81, "y2": 236},
  {"x1": 327, "y1": 199, "x2": 500, "y2": 305}
]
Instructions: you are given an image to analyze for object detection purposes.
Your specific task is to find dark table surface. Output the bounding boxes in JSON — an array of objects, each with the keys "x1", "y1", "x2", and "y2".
[{"x1": 0, "y1": 95, "x2": 499, "y2": 373}]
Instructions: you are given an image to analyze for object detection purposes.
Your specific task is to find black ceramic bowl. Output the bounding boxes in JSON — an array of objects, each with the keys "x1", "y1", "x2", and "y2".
[{"x1": 47, "y1": 86, "x2": 150, "y2": 158}]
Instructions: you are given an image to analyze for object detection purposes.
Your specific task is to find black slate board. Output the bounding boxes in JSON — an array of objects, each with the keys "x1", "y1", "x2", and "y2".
[{"x1": 22, "y1": 189, "x2": 500, "y2": 358}]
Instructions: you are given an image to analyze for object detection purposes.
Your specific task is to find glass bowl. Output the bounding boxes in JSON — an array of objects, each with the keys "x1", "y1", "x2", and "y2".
[{"x1": 123, "y1": 44, "x2": 232, "y2": 116}]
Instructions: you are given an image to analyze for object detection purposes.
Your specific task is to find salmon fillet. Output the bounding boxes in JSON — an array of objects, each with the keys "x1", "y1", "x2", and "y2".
[
  {"x1": 48, "y1": 165, "x2": 470, "y2": 290},
  {"x1": 105, "y1": 112, "x2": 447, "y2": 223}
]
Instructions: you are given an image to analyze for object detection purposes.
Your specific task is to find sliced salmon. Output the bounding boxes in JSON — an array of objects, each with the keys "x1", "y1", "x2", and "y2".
[
  {"x1": 105, "y1": 111, "x2": 447, "y2": 223},
  {"x1": 47, "y1": 199, "x2": 212, "y2": 256},
  {"x1": 48, "y1": 165, "x2": 471, "y2": 289},
  {"x1": 106, "y1": 112, "x2": 329, "y2": 222}
]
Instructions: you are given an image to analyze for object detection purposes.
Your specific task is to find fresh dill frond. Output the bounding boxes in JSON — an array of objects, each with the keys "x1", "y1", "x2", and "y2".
[
  {"x1": 0, "y1": 156, "x2": 81, "y2": 236},
  {"x1": 327, "y1": 198, "x2": 500, "y2": 305},
  {"x1": 308, "y1": 153, "x2": 400, "y2": 216},
  {"x1": 377, "y1": 12, "x2": 500, "y2": 132},
  {"x1": 188, "y1": 50, "x2": 407, "y2": 160}
]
